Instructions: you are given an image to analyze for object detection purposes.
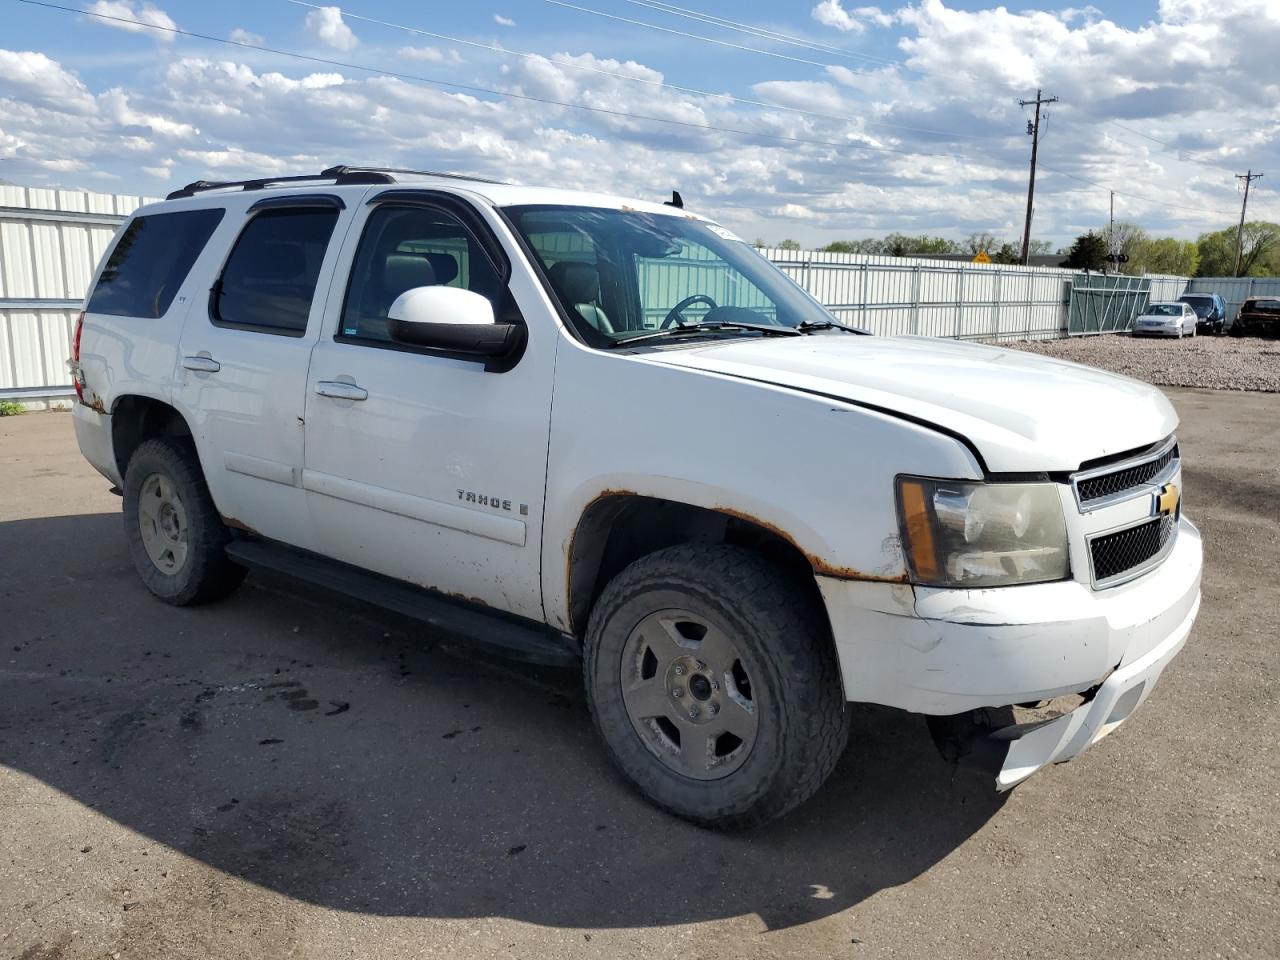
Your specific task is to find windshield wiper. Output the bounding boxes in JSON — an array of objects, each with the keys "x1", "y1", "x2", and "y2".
[
  {"x1": 609, "y1": 320, "x2": 802, "y2": 347},
  {"x1": 797, "y1": 318, "x2": 868, "y2": 334}
]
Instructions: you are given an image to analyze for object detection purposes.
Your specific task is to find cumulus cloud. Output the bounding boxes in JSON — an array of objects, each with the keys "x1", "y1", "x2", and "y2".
[
  {"x1": 494, "y1": 14, "x2": 516, "y2": 27},
  {"x1": 85, "y1": 1, "x2": 176, "y2": 41},
  {"x1": 811, "y1": 1, "x2": 894, "y2": 34},
  {"x1": 398, "y1": 45, "x2": 463, "y2": 64},
  {"x1": 304, "y1": 6, "x2": 357, "y2": 51},
  {"x1": 229, "y1": 28, "x2": 263, "y2": 45},
  {"x1": 2, "y1": 0, "x2": 1277, "y2": 246}
]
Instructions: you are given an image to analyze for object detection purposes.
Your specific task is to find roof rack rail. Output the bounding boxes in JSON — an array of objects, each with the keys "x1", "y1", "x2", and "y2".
[{"x1": 165, "y1": 164, "x2": 504, "y2": 201}]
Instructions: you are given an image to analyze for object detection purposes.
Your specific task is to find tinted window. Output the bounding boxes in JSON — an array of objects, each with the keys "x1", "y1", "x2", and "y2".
[
  {"x1": 87, "y1": 208, "x2": 224, "y2": 318},
  {"x1": 212, "y1": 208, "x2": 339, "y2": 335},
  {"x1": 340, "y1": 205, "x2": 503, "y2": 343}
]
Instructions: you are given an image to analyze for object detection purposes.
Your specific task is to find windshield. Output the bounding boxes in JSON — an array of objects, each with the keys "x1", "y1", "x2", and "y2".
[
  {"x1": 505, "y1": 205, "x2": 836, "y2": 345},
  {"x1": 1147, "y1": 304, "x2": 1183, "y2": 317},
  {"x1": 1179, "y1": 296, "x2": 1212, "y2": 317}
]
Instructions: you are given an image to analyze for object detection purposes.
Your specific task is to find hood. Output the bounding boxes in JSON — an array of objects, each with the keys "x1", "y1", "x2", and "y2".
[{"x1": 641, "y1": 335, "x2": 1177, "y2": 473}]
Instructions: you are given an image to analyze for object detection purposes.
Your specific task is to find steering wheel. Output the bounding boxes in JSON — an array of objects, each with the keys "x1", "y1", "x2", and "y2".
[{"x1": 660, "y1": 294, "x2": 718, "y2": 329}]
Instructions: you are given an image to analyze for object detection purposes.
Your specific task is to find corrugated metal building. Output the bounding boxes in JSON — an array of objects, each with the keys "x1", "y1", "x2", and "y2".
[{"x1": 0, "y1": 184, "x2": 159, "y2": 407}]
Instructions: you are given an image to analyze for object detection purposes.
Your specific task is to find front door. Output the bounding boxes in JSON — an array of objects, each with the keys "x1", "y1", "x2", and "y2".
[{"x1": 301, "y1": 195, "x2": 555, "y2": 621}]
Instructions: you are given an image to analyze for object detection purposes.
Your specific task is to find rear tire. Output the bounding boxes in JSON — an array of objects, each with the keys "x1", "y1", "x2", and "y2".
[
  {"x1": 584, "y1": 544, "x2": 849, "y2": 829},
  {"x1": 122, "y1": 437, "x2": 246, "y2": 605}
]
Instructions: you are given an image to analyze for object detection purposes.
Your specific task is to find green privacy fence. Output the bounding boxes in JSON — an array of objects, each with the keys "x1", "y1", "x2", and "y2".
[{"x1": 1067, "y1": 274, "x2": 1154, "y2": 335}]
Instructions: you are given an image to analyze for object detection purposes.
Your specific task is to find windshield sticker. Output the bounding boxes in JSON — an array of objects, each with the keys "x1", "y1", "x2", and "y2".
[{"x1": 704, "y1": 223, "x2": 745, "y2": 243}]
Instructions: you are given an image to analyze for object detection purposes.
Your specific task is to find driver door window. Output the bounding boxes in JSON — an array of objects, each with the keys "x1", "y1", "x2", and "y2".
[{"x1": 339, "y1": 205, "x2": 503, "y2": 344}]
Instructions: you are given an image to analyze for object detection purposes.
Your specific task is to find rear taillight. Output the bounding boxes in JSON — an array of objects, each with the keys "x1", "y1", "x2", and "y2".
[{"x1": 71, "y1": 310, "x2": 85, "y2": 402}]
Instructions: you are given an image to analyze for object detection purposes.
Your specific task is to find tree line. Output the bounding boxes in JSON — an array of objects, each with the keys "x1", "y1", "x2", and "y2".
[
  {"x1": 763, "y1": 221, "x2": 1280, "y2": 277},
  {"x1": 1061, "y1": 221, "x2": 1280, "y2": 277}
]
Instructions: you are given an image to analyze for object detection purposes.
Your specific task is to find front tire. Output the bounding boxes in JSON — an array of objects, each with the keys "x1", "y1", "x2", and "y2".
[
  {"x1": 584, "y1": 544, "x2": 849, "y2": 829},
  {"x1": 122, "y1": 437, "x2": 246, "y2": 605}
]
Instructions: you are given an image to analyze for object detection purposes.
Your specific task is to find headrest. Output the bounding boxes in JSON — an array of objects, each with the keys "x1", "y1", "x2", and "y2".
[
  {"x1": 422, "y1": 252, "x2": 459, "y2": 286},
  {"x1": 382, "y1": 254, "x2": 436, "y2": 296},
  {"x1": 262, "y1": 242, "x2": 306, "y2": 279},
  {"x1": 549, "y1": 260, "x2": 600, "y2": 304}
]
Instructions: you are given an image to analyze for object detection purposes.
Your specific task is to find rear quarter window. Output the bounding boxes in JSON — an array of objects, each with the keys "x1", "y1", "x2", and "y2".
[{"x1": 86, "y1": 208, "x2": 225, "y2": 318}]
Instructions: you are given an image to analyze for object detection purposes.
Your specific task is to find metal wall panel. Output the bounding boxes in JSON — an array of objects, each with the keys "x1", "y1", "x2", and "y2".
[{"x1": 1, "y1": 185, "x2": 158, "y2": 398}]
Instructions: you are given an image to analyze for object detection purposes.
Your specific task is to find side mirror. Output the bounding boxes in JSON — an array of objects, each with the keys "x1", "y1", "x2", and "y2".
[{"x1": 387, "y1": 286, "x2": 522, "y2": 358}]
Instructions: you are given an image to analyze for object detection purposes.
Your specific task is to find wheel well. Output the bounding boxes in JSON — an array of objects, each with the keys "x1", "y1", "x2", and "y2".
[
  {"x1": 567, "y1": 494, "x2": 828, "y2": 640},
  {"x1": 111, "y1": 396, "x2": 193, "y2": 479}
]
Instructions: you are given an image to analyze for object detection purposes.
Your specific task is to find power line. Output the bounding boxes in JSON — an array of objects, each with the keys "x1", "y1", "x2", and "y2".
[
  {"x1": 617, "y1": 0, "x2": 903, "y2": 66},
  {"x1": 542, "y1": 0, "x2": 849, "y2": 69},
  {"x1": 290, "y1": 0, "x2": 1005, "y2": 142}
]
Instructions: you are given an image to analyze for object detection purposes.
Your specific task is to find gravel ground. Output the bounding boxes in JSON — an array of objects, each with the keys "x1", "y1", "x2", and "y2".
[{"x1": 1003, "y1": 333, "x2": 1280, "y2": 392}]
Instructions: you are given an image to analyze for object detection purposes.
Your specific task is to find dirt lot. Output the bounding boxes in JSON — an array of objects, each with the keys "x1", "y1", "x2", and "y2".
[
  {"x1": 1, "y1": 392, "x2": 1278, "y2": 960},
  {"x1": 1006, "y1": 333, "x2": 1280, "y2": 392}
]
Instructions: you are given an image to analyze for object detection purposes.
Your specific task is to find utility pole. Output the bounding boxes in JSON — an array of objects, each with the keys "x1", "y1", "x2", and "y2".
[
  {"x1": 1106, "y1": 190, "x2": 1114, "y2": 276},
  {"x1": 1234, "y1": 170, "x2": 1263, "y2": 277},
  {"x1": 1019, "y1": 89, "x2": 1058, "y2": 265}
]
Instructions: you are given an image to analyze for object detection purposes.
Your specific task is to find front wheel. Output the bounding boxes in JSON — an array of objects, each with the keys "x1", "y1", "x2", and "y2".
[
  {"x1": 122, "y1": 436, "x2": 246, "y2": 605},
  {"x1": 584, "y1": 544, "x2": 849, "y2": 829}
]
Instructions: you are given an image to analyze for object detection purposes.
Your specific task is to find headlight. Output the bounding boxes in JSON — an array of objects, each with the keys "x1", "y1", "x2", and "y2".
[{"x1": 896, "y1": 477, "x2": 1069, "y2": 587}]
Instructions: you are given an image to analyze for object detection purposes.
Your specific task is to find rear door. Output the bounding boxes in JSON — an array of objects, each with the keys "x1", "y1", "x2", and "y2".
[
  {"x1": 300, "y1": 192, "x2": 555, "y2": 621},
  {"x1": 174, "y1": 194, "x2": 353, "y2": 549}
]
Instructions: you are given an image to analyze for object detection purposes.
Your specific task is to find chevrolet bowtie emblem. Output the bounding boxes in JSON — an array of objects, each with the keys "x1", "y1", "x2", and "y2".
[{"x1": 1156, "y1": 482, "x2": 1180, "y2": 516}]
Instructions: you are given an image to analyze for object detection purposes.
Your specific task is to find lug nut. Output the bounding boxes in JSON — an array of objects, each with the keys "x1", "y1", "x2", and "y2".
[
  {"x1": 710, "y1": 680, "x2": 719, "y2": 692},
  {"x1": 672, "y1": 687, "x2": 683, "y2": 698},
  {"x1": 674, "y1": 665, "x2": 684, "y2": 676},
  {"x1": 709, "y1": 703, "x2": 719, "y2": 715},
  {"x1": 688, "y1": 707, "x2": 699, "y2": 719}
]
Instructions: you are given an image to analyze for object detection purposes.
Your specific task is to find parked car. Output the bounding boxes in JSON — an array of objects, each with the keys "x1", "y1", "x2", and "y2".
[
  {"x1": 1177, "y1": 292, "x2": 1227, "y2": 334},
  {"x1": 1133, "y1": 301, "x2": 1198, "y2": 338},
  {"x1": 1231, "y1": 297, "x2": 1280, "y2": 337},
  {"x1": 69, "y1": 166, "x2": 1202, "y2": 828}
]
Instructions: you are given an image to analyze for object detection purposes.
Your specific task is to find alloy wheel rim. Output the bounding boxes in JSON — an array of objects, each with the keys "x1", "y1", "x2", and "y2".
[
  {"x1": 137, "y1": 472, "x2": 189, "y2": 575},
  {"x1": 620, "y1": 609, "x2": 758, "y2": 781}
]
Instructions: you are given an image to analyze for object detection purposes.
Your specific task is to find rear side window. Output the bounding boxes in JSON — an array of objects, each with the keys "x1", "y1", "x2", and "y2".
[
  {"x1": 212, "y1": 208, "x2": 339, "y2": 336},
  {"x1": 87, "y1": 208, "x2": 224, "y2": 318}
]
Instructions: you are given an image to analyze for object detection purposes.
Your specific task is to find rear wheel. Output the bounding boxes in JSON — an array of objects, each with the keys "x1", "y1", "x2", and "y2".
[
  {"x1": 122, "y1": 437, "x2": 246, "y2": 605},
  {"x1": 584, "y1": 544, "x2": 849, "y2": 829}
]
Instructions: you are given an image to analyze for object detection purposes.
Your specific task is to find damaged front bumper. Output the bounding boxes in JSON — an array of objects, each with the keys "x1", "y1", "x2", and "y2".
[{"x1": 819, "y1": 517, "x2": 1202, "y2": 790}]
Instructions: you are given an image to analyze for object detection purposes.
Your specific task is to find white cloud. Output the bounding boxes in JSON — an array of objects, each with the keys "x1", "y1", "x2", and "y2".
[
  {"x1": 2, "y1": 0, "x2": 1278, "y2": 246},
  {"x1": 85, "y1": 1, "x2": 176, "y2": 41},
  {"x1": 398, "y1": 45, "x2": 463, "y2": 65},
  {"x1": 494, "y1": 14, "x2": 516, "y2": 27},
  {"x1": 811, "y1": 1, "x2": 893, "y2": 34},
  {"x1": 304, "y1": 6, "x2": 357, "y2": 51},
  {"x1": 229, "y1": 27, "x2": 263, "y2": 45}
]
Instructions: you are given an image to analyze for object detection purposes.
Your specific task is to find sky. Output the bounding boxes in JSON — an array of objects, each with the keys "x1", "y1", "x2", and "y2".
[{"x1": 1, "y1": 0, "x2": 1277, "y2": 249}]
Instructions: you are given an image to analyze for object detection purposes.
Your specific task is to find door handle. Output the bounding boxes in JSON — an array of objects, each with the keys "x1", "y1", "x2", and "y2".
[
  {"x1": 182, "y1": 355, "x2": 220, "y2": 373},
  {"x1": 315, "y1": 381, "x2": 369, "y2": 401}
]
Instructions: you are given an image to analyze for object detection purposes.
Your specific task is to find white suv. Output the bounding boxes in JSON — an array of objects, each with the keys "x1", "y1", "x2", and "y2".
[{"x1": 70, "y1": 166, "x2": 1202, "y2": 827}]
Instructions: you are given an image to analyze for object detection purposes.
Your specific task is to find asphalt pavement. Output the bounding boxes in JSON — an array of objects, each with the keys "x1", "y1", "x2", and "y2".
[{"x1": 1, "y1": 388, "x2": 1277, "y2": 959}]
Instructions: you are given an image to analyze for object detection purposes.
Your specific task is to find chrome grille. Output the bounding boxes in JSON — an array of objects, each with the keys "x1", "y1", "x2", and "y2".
[
  {"x1": 1074, "y1": 438, "x2": 1178, "y2": 509},
  {"x1": 1090, "y1": 515, "x2": 1177, "y2": 585}
]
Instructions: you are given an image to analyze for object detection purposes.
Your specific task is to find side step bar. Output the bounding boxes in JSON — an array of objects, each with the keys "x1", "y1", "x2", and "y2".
[{"x1": 225, "y1": 539, "x2": 579, "y2": 667}]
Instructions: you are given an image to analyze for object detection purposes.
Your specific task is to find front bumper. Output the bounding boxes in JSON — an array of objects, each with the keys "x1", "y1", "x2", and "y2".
[
  {"x1": 1133, "y1": 323, "x2": 1183, "y2": 337},
  {"x1": 819, "y1": 517, "x2": 1201, "y2": 784}
]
